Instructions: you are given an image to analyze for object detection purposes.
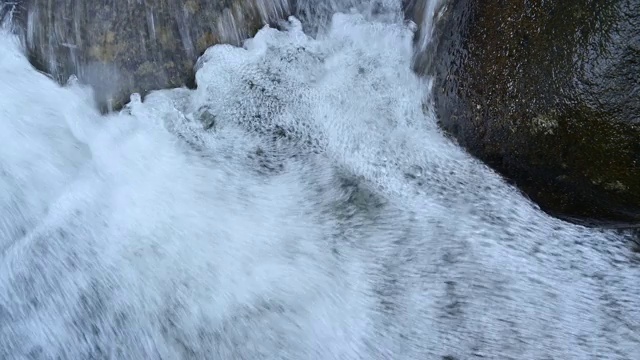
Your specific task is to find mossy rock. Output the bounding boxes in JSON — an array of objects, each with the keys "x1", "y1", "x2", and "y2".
[
  {"x1": 13, "y1": 0, "x2": 290, "y2": 111},
  {"x1": 409, "y1": 0, "x2": 640, "y2": 225}
]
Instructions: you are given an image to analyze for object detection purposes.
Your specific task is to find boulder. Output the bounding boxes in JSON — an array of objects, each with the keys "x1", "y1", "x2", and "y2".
[
  {"x1": 11, "y1": 0, "x2": 291, "y2": 111},
  {"x1": 411, "y1": 0, "x2": 640, "y2": 226},
  {"x1": 9, "y1": 0, "x2": 370, "y2": 111}
]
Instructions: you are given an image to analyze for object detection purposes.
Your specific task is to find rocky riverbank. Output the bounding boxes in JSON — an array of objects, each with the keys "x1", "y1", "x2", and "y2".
[{"x1": 409, "y1": 0, "x2": 640, "y2": 226}]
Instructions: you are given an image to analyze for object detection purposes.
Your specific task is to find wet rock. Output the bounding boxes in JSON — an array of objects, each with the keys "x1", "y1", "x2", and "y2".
[
  {"x1": 410, "y1": 0, "x2": 640, "y2": 225},
  {"x1": 12, "y1": 0, "x2": 291, "y2": 111}
]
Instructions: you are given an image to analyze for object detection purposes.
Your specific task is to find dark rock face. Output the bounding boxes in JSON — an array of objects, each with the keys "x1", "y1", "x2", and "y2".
[
  {"x1": 11, "y1": 0, "x2": 291, "y2": 110},
  {"x1": 8, "y1": 0, "x2": 370, "y2": 111},
  {"x1": 412, "y1": 0, "x2": 640, "y2": 225}
]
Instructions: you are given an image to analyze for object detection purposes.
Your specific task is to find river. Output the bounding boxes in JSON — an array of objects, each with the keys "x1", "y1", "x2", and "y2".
[{"x1": 0, "y1": 1, "x2": 638, "y2": 359}]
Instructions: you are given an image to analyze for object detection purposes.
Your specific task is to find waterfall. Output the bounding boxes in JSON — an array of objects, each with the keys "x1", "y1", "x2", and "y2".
[{"x1": 0, "y1": 1, "x2": 638, "y2": 359}]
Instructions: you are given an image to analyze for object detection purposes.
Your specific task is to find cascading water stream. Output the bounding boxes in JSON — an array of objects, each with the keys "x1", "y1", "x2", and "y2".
[{"x1": 0, "y1": 1, "x2": 638, "y2": 359}]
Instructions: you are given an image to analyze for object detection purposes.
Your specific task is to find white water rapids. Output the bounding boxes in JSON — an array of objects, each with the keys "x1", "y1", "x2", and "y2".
[{"x1": 0, "y1": 1, "x2": 639, "y2": 359}]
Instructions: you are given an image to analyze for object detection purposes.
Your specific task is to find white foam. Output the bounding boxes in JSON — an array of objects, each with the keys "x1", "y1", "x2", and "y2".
[{"x1": 0, "y1": 5, "x2": 638, "y2": 359}]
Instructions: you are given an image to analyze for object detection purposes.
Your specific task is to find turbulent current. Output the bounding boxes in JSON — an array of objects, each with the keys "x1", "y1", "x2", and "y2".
[{"x1": 0, "y1": 1, "x2": 639, "y2": 359}]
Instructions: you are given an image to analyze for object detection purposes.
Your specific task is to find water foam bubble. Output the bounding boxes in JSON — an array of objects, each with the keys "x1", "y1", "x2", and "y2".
[{"x1": 0, "y1": 8, "x2": 639, "y2": 360}]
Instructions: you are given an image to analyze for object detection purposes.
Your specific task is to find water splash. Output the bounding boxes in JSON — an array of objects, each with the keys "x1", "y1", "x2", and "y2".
[{"x1": 0, "y1": 2, "x2": 639, "y2": 359}]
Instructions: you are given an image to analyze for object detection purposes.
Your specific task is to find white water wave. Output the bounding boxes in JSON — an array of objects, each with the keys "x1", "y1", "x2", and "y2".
[{"x1": 0, "y1": 8, "x2": 638, "y2": 360}]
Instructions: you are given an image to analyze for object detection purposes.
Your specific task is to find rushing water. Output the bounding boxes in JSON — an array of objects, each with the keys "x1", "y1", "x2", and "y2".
[{"x1": 0, "y1": 1, "x2": 639, "y2": 359}]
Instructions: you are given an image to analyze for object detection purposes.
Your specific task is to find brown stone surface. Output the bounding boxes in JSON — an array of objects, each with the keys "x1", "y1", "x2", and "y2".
[
  {"x1": 409, "y1": 0, "x2": 640, "y2": 226},
  {"x1": 14, "y1": 0, "x2": 291, "y2": 110}
]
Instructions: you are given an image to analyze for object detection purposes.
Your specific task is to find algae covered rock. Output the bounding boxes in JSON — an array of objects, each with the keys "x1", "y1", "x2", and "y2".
[
  {"x1": 413, "y1": 0, "x2": 640, "y2": 225},
  {"x1": 13, "y1": 0, "x2": 290, "y2": 110}
]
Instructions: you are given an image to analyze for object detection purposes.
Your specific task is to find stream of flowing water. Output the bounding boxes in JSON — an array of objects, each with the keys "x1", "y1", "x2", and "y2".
[{"x1": 0, "y1": 1, "x2": 638, "y2": 359}]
